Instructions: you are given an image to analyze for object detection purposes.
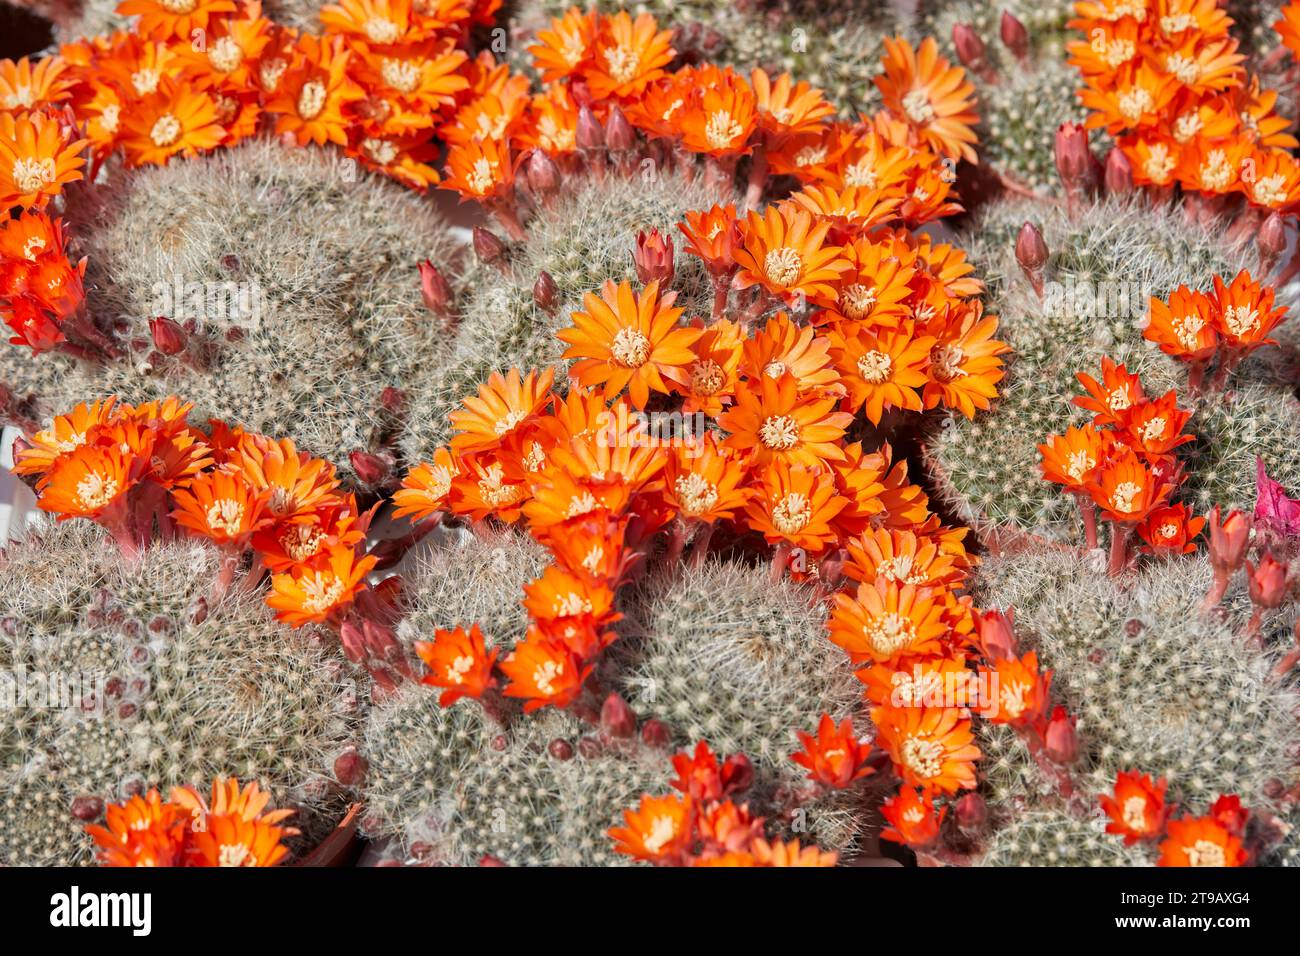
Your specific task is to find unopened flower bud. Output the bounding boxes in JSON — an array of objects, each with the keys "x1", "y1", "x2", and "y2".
[
  {"x1": 1042, "y1": 706, "x2": 1078, "y2": 765},
  {"x1": 418, "y1": 260, "x2": 452, "y2": 315},
  {"x1": 526, "y1": 148, "x2": 561, "y2": 196},
  {"x1": 548, "y1": 738, "x2": 574, "y2": 760},
  {"x1": 472, "y1": 227, "x2": 506, "y2": 266},
  {"x1": 977, "y1": 608, "x2": 1018, "y2": 660},
  {"x1": 952, "y1": 23, "x2": 991, "y2": 79},
  {"x1": 1247, "y1": 552, "x2": 1290, "y2": 609},
  {"x1": 349, "y1": 449, "x2": 391, "y2": 486},
  {"x1": 1000, "y1": 10, "x2": 1029, "y2": 60},
  {"x1": 149, "y1": 316, "x2": 186, "y2": 356},
  {"x1": 576, "y1": 105, "x2": 604, "y2": 151},
  {"x1": 1259, "y1": 212, "x2": 1287, "y2": 271},
  {"x1": 633, "y1": 228, "x2": 675, "y2": 287},
  {"x1": 641, "y1": 718, "x2": 670, "y2": 748},
  {"x1": 1103, "y1": 147, "x2": 1133, "y2": 194},
  {"x1": 578, "y1": 735, "x2": 603, "y2": 758},
  {"x1": 71, "y1": 796, "x2": 104, "y2": 821},
  {"x1": 1054, "y1": 122, "x2": 1096, "y2": 195},
  {"x1": 533, "y1": 271, "x2": 558, "y2": 314},
  {"x1": 1208, "y1": 506, "x2": 1252, "y2": 575},
  {"x1": 380, "y1": 386, "x2": 406, "y2": 412},
  {"x1": 600, "y1": 692, "x2": 637, "y2": 739},
  {"x1": 1015, "y1": 221, "x2": 1048, "y2": 296},
  {"x1": 955, "y1": 792, "x2": 987, "y2": 832},
  {"x1": 334, "y1": 747, "x2": 368, "y2": 786},
  {"x1": 605, "y1": 104, "x2": 635, "y2": 152}
]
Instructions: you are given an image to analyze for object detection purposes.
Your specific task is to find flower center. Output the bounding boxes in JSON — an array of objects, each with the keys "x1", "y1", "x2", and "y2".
[
  {"x1": 864, "y1": 611, "x2": 916, "y2": 657},
  {"x1": 3, "y1": 85, "x2": 33, "y2": 109},
  {"x1": 299, "y1": 572, "x2": 347, "y2": 615},
  {"x1": 1139, "y1": 416, "x2": 1167, "y2": 444},
  {"x1": 1118, "y1": 86, "x2": 1155, "y2": 121},
  {"x1": 381, "y1": 58, "x2": 421, "y2": 93},
  {"x1": 1183, "y1": 839, "x2": 1227, "y2": 867},
  {"x1": 1066, "y1": 450, "x2": 1095, "y2": 483},
  {"x1": 532, "y1": 658, "x2": 563, "y2": 696},
  {"x1": 674, "y1": 473, "x2": 719, "y2": 516},
  {"x1": 131, "y1": 69, "x2": 160, "y2": 96},
  {"x1": 603, "y1": 45, "x2": 641, "y2": 85},
  {"x1": 1121, "y1": 796, "x2": 1149, "y2": 832},
  {"x1": 467, "y1": 157, "x2": 498, "y2": 194},
  {"x1": 205, "y1": 498, "x2": 245, "y2": 534},
  {"x1": 1253, "y1": 174, "x2": 1287, "y2": 207},
  {"x1": 1110, "y1": 480, "x2": 1143, "y2": 513},
  {"x1": 149, "y1": 113, "x2": 182, "y2": 148},
  {"x1": 364, "y1": 17, "x2": 401, "y2": 43},
  {"x1": 771, "y1": 491, "x2": 811, "y2": 534},
  {"x1": 217, "y1": 842, "x2": 253, "y2": 867},
  {"x1": 928, "y1": 344, "x2": 966, "y2": 382},
  {"x1": 901, "y1": 89, "x2": 935, "y2": 125},
  {"x1": 643, "y1": 815, "x2": 677, "y2": 854},
  {"x1": 689, "y1": 359, "x2": 724, "y2": 395},
  {"x1": 280, "y1": 524, "x2": 325, "y2": 562},
  {"x1": 1223, "y1": 304, "x2": 1259, "y2": 338},
  {"x1": 759, "y1": 414, "x2": 799, "y2": 450},
  {"x1": 839, "y1": 283, "x2": 877, "y2": 319},
  {"x1": 297, "y1": 81, "x2": 327, "y2": 120},
  {"x1": 76, "y1": 470, "x2": 118, "y2": 510},
  {"x1": 763, "y1": 246, "x2": 803, "y2": 287},
  {"x1": 856, "y1": 349, "x2": 893, "y2": 383},
  {"x1": 477, "y1": 463, "x2": 521, "y2": 508},
  {"x1": 11, "y1": 157, "x2": 55, "y2": 195},
  {"x1": 705, "y1": 109, "x2": 743, "y2": 150},
  {"x1": 611, "y1": 327, "x2": 651, "y2": 367},
  {"x1": 363, "y1": 137, "x2": 398, "y2": 165},
  {"x1": 160, "y1": 0, "x2": 197, "y2": 12},
  {"x1": 260, "y1": 58, "x2": 288, "y2": 92},
  {"x1": 900, "y1": 736, "x2": 944, "y2": 780},
  {"x1": 208, "y1": 35, "x2": 243, "y2": 73}
]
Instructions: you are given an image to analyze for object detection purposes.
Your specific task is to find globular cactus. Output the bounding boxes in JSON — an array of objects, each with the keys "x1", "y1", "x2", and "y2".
[
  {"x1": 927, "y1": 195, "x2": 1300, "y2": 544},
  {"x1": 978, "y1": 807, "x2": 1152, "y2": 866},
  {"x1": 972, "y1": 548, "x2": 1300, "y2": 814},
  {"x1": 0, "y1": 519, "x2": 360, "y2": 865},
  {"x1": 362, "y1": 698, "x2": 669, "y2": 865},
  {"x1": 55, "y1": 139, "x2": 461, "y2": 484},
  {"x1": 401, "y1": 168, "x2": 732, "y2": 460},
  {"x1": 394, "y1": 527, "x2": 551, "y2": 656}
]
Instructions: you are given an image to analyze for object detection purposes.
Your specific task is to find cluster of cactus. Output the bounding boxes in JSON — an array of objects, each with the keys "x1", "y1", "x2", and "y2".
[
  {"x1": 45, "y1": 140, "x2": 460, "y2": 485},
  {"x1": 0, "y1": 519, "x2": 360, "y2": 865},
  {"x1": 926, "y1": 194, "x2": 1300, "y2": 545},
  {"x1": 400, "y1": 168, "x2": 730, "y2": 460},
  {"x1": 968, "y1": 547, "x2": 1300, "y2": 865}
]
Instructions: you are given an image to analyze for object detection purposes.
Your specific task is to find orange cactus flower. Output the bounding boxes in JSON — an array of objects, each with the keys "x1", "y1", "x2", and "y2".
[
  {"x1": 857, "y1": 654, "x2": 973, "y2": 709},
  {"x1": 0, "y1": 56, "x2": 75, "y2": 112},
  {"x1": 880, "y1": 785, "x2": 945, "y2": 847},
  {"x1": 609, "y1": 793, "x2": 692, "y2": 863},
  {"x1": 749, "y1": 838, "x2": 838, "y2": 867},
  {"x1": 171, "y1": 469, "x2": 269, "y2": 546},
  {"x1": 821, "y1": 236, "x2": 917, "y2": 327},
  {"x1": 786, "y1": 183, "x2": 902, "y2": 235},
  {"x1": 1211, "y1": 269, "x2": 1287, "y2": 351},
  {"x1": 1144, "y1": 285, "x2": 1219, "y2": 360},
  {"x1": 117, "y1": 0, "x2": 238, "y2": 41},
  {"x1": 356, "y1": 41, "x2": 471, "y2": 119},
  {"x1": 662, "y1": 434, "x2": 752, "y2": 524},
  {"x1": 528, "y1": 8, "x2": 597, "y2": 83},
  {"x1": 37, "y1": 443, "x2": 137, "y2": 521},
  {"x1": 582, "y1": 11, "x2": 675, "y2": 101},
  {"x1": 720, "y1": 372, "x2": 851, "y2": 468},
  {"x1": 873, "y1": 704, "x2": 980, "y2": 794},
  {"x1": 733, "y1": 204, "x2": 851, "y2": 306},
  {"x1": 440, "y1": 135, "x2": 517, "y2": 201},
  {"x1": 677, "y1": 203, "x2": 740, "y2": 277},
  {"x1": 678, "y1": 318, "x2": 742, "y2": 417},
  {"x1": 1159, "y1": 35, "x2": 1244, "y2": 96},
  {"x1": 516, "y1": 84, "x2": 579, "y2": 155},
  {"x1": 739, "y1": 311, "x2": 838, "y2": 393},
  {"x1": 234, "y1": 435, "x2": 343, "y2": 521},
  {"x1": 558, "y1": 279, "x2": 699, "y2": 409},
  {"x1": 267, "y1": 544, "x2": 376, "y2": 626},
  {"x1": 831, "y1": 440, "x2": 930, "y2": 537},
  {"x1": 175, "y1": 10, "x2": 274, "y2": 91},
  {"x1": 0, "y1": 109, "x2": 88, "y2": 208},
  {"x1": 1127, "y1": 134, "x2": 1179, "y2": 187},
  {"x1": 252, "y1": 500, "x2": 368, "y2": 572},
  {"x1": 1039, "y1": 423, "x2": 1112, "y2": 491},
  {"x1": 1081, "y1": 62, "x2": 1179, "y2": 135},
  {"x1": 921, "y1": 303, "x2": 1008, "y2": 418},
  {"x1": 976, "y1": 651, "x2": 1051, "y2": 727},
  {"x1": 499, "y1": 629, "x2": 590, "y2": 711},
  {"x1": 86, "y1": 790, "x2": 188, "y2": 867},
  {"x1": 522, "y1": 563, "x2": 617, "y2": 625},
  {"x1": 828, "y1": 577, "x2": 950, "y2": 665},
  {"x1": 676, "y1": 69, "x2": 756, "y2": 158},
  {"x1": 1084, "y1": 448, "x2": 1173, "y2": 524},
  {"x1": 1118, "y1": 390, "x2": 1193, "y2": 458},
  {"x1": 1279, "y1": 0, "x2": 1300, "y2": 58},
  {"x1": 187, "y1": 814, "x2": 294, "y2": 867},
  {"x1": 414, "y1": 623, "x2": 499, "y2": 706},
  {"x1": 447, "y1": 452, "x2": 528, "y2": 523},
  {"x1": 171, "y1": 777, "x2": 297, "y2": 833},
  {"x1": 829, "y1": 320, "x2": 934, "y2": 425},
  {"x1": 750, "y1": 68, "x2": 835, "y2": 138},
  {"x1": 1074, "y1": 356, "x2": 1146, "y2": 427},
  {"x1": 1136, "y1": 502, "x2": 1205, "y2": 554},
  {"x1": 791, "y1": 713, "x2": 875, "y2": 788},
  {"x1": 744, "y1": 459, "x2": 845, "y2": 552},
  {"x1": 13, "y1": 397, "x2": 119, "y2": 478},
  {"x1": 1099, "y1": 769, "x2": 1170, "y2": 845},
  {"x1": 875, "y1": 36, "x2": 978, "y2": 162},
  {"x1": 267, "y1": 34, "x2": 365, "y2": 147},
  {"x1": 319, "y1": 0, "x2": 427, "y2": 46},
  {"x1": 843, "y1": 527, "x2": 963, "y2": 591},
  {"x1": 1241, "y1": 148, "x2": 1300, "y2": 213},
  {"x1": 450, "y1": 366, "x2": 555, "y2": 456},
  {"x1": 1158, "y1": 816, "x2": 1247, "y2": 867},
  {"x1": 392, "y1": 447, "x2": 459, "y2": 521}
]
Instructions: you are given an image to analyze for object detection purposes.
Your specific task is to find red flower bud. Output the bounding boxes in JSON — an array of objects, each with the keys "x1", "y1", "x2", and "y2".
[
  {"x1": 977, "y1": 608, "x2": 1018, "y2": 660},
  {"x1": 1041, "y1": 706, "x2": 1078, "y2": 765},
  {"x1": 526, "y1": 148, "x2": 561, "y2": 196},
  {"x1": 633, "y1": 228, "x2": 675, "y2": 287},
  {"x1": 604, "y1": 104, "x2": 636, "y2": 151},
  {"x1": 576, "y1": 105, "x2": 604, "y2": 151},
  {"x1": 1208, "y1": 506, "x2": 1252, "y2": 575},
  {"x1": 1259, "y1": 212, "x2": 1287, "y2": 268},
  {"x1": 641, "y1": 718, "x2": 670, "y2": 748},
  {"x1": 548, "y1": 738, "x2": 574, "y2": 760},
  {"x1": 533, "y1": 270, "x2": 558, "y2": 314},
  {"x1": 418, "y1": 260, "x2": 452, "y2": 315},
  {"x1": 472, "y1": 226, "x2": 506, "y2": 266},
  {"x1": 1000, "y1": 10, "x2": 1029, "y2": 59},
  {"x1": 149, "y1": 316, "x2": 186, "y2": 356},
  {"x1": 334, "y1": 747, "x2": 368, "y2": 786},
  {"x1": 1015, "y1": 221, "x2": 1048, "y2": 296},
  {"x1": 951, "y1": 23, "x2": 988, "y2": 75},
  {"x1": 349, "y1": 449, "x2": 391, "y2": 486},
  {"x1": 1103, "y1": 147, "x2": 1133, "y2": 194},
  {"x1": 71, "y1": 795, "x2": 105, "y2": 821},
  {"x1": 600, "y1": 692, "x2": 637, "y2": 739},
  {"x1": 720, "y1": 752, "x2": 753, "y2": 795},
  {"x1": 380, "y1": 386, "x2": 406, "y2": 412},
  {"x1": 1247, "y1": 552, "x2": 1289, "y2": 609},
  {"x1": 955, "y1": 792, "x2": 987, "y2": 832},
  {"x1": 1054, "y1": 122, "x2": 1096, "y2": 195}
]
